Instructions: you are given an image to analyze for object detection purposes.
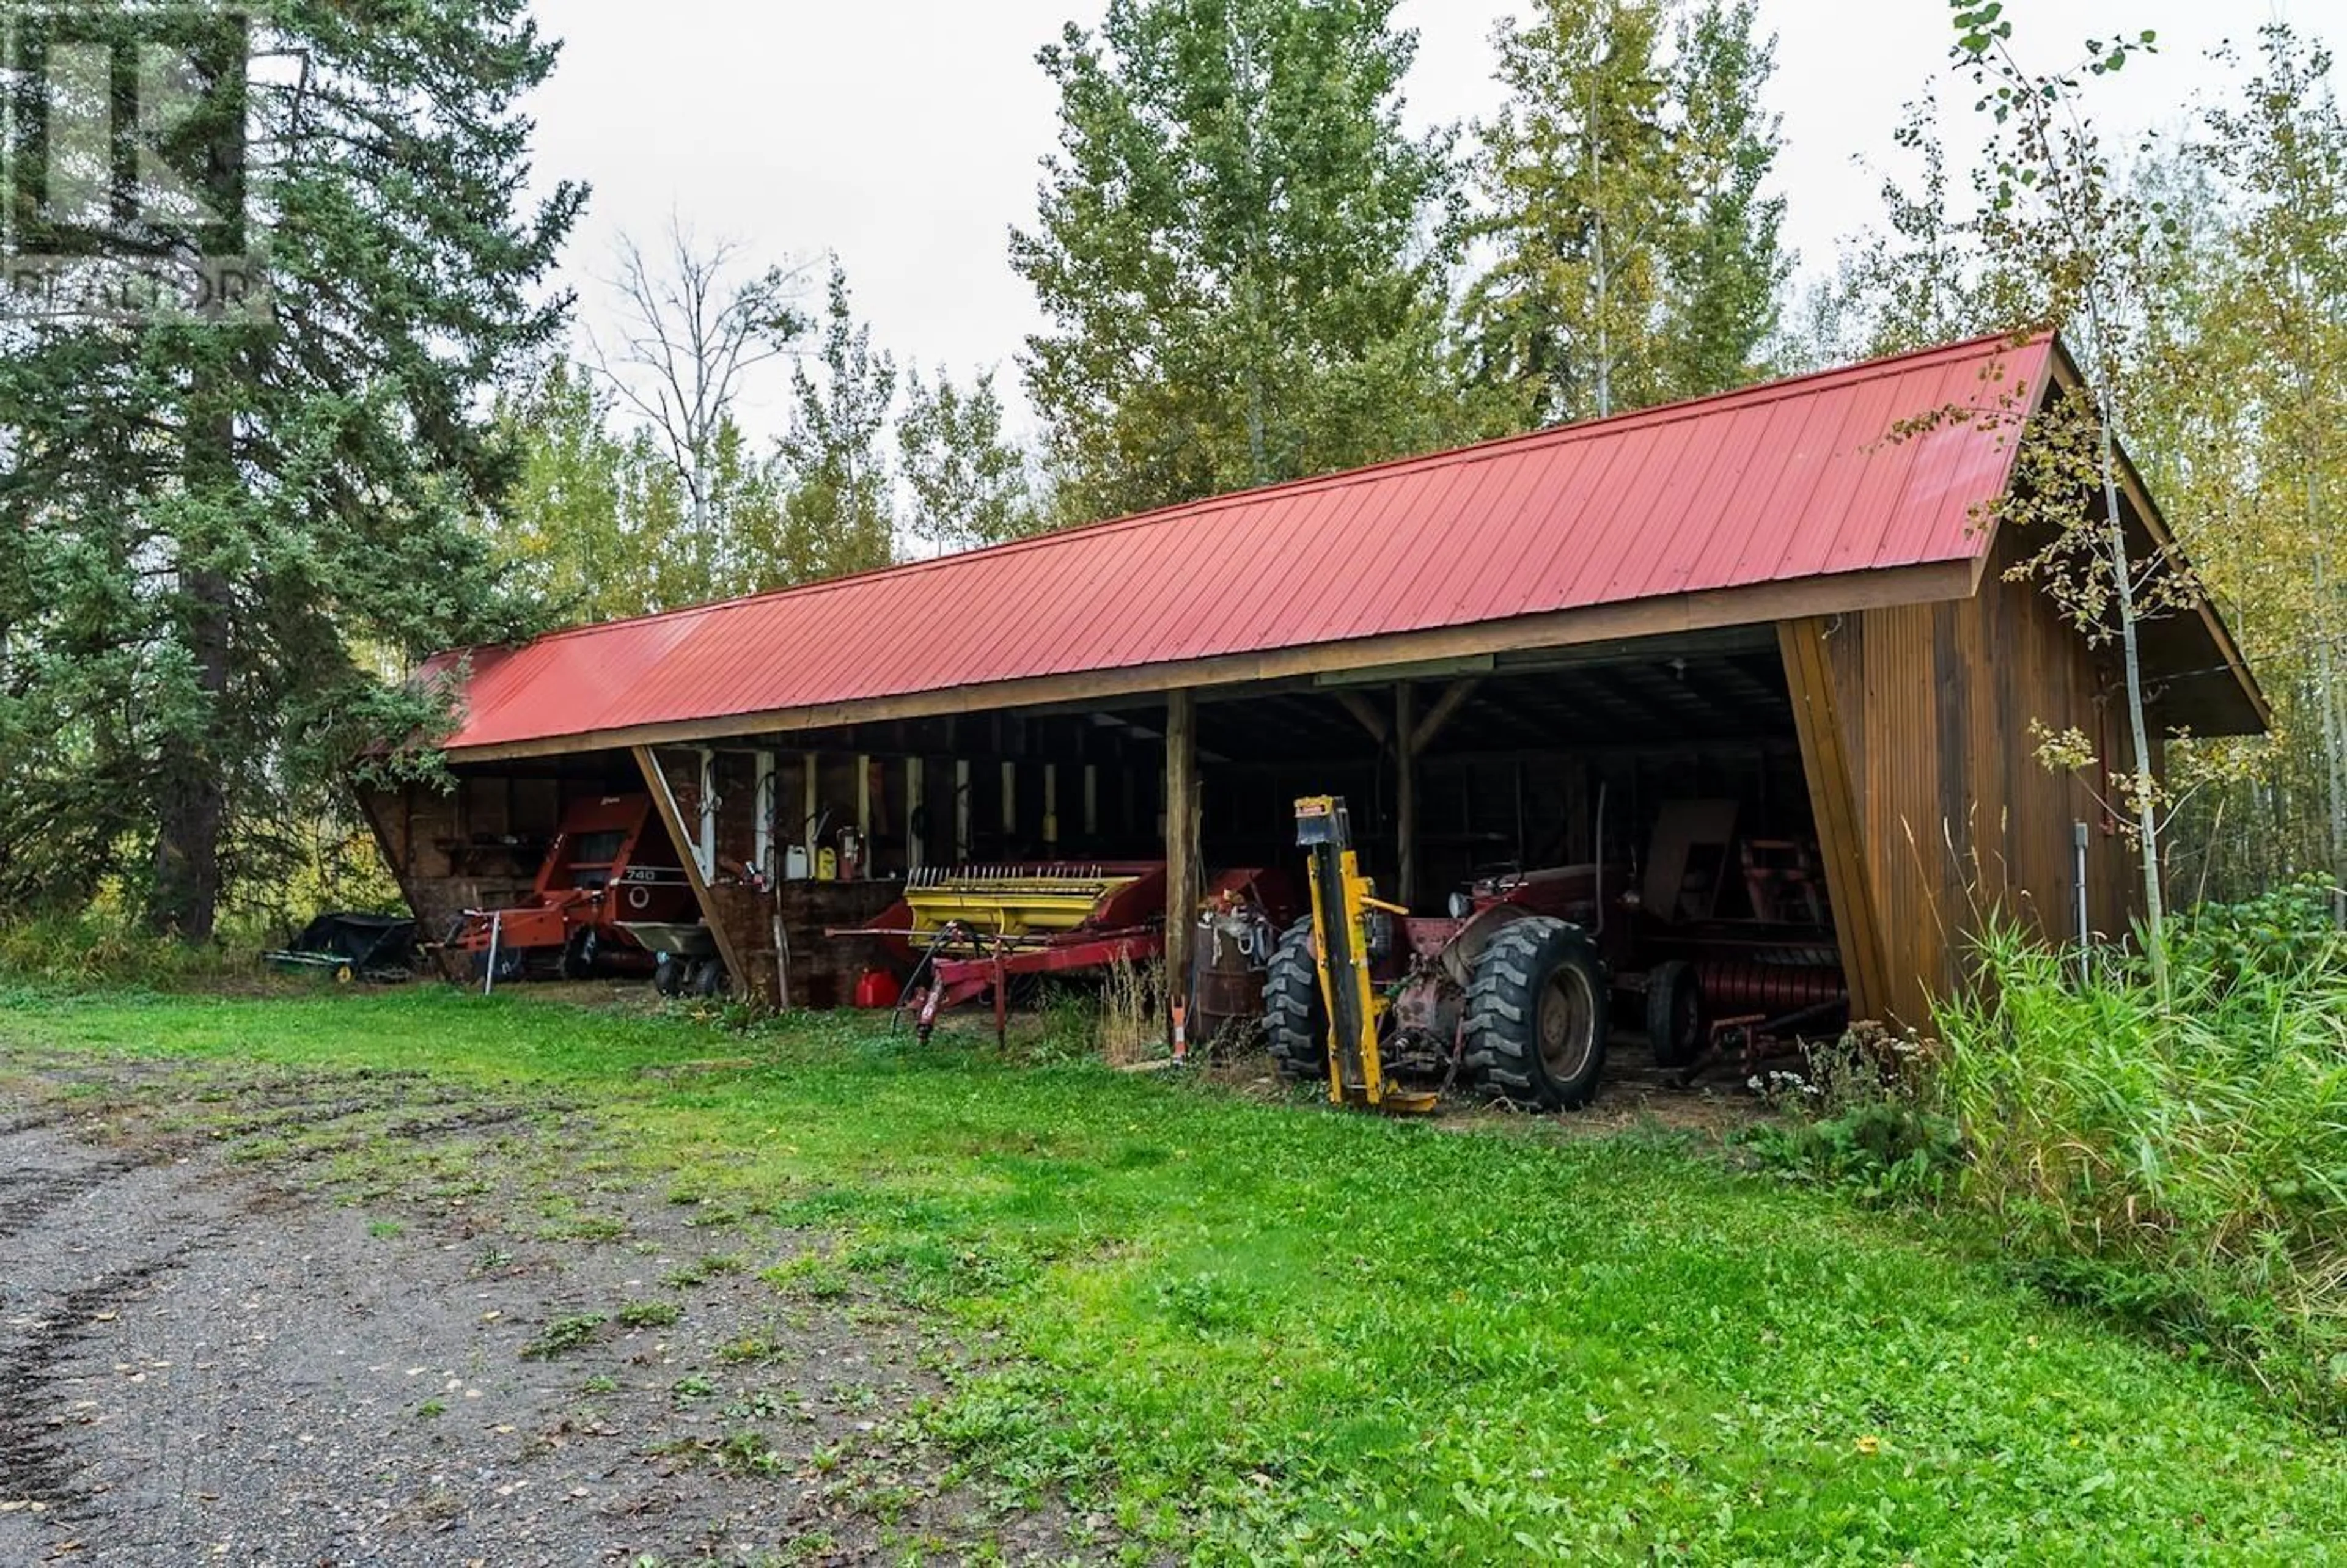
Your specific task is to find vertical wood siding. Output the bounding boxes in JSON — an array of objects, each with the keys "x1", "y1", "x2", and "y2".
[{"x1": 1821, "y1": 539, "x2": 2140, "y2": 1025}]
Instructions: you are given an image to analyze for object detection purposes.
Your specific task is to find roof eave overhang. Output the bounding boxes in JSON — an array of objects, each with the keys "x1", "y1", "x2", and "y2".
[{"x1": 439, "y1": 556, "x2": 1980, "y2": 766}]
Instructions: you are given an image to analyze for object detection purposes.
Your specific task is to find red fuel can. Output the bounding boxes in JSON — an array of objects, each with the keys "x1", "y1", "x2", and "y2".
[{"x1": 853, "y1": 969, "x2": 902, "y2": 1010}]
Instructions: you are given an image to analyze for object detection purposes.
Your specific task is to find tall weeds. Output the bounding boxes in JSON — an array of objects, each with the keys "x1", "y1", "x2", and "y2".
[
  {"x1": 1936, "y1": 898, "x2": 2347, "y2": 1420},
  {"x1": 1095, "y1": 956, "x2": 1167, "y2": 1068},
  {"x1": 0, "y1": 909, "x2": 273, "y2": 990}
]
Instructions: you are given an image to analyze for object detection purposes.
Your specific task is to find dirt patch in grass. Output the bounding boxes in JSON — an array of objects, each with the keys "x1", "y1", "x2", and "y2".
[{"x1": 0, "y1": 1055, "x2": 1101, "y2": 1566}]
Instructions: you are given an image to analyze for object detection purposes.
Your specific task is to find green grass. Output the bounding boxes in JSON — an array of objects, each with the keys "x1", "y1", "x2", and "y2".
[
  {"x1": 1939, "y1": 913, "x2": 2347, "y2": 1418},
  {"x1": 5, "y1": 985, "x2": 2346, "y2": 1562}
]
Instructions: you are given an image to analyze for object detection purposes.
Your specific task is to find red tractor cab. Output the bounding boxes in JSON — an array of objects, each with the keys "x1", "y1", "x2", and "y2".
[{"x1": 449, "y1": 794, "x2": 700, "y2": 983}]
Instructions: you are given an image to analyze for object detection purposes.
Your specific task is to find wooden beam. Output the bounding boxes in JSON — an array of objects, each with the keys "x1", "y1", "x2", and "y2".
[
  {"x1": 446, "y1": 559, "x2": 1978, "y2": 765},
  {"x1": 954, "y1": 759, "x2": 972, "y2": 860},
  {"x1": 1396, "y1": 684, "x2": 1419, "y2": 908},
  {"x1": 635, "y1": 745, "x2": 753, "y2": 997},
  {"x1": 1777, "y1": 620, "x2": 1891, "y2": 1024},
  {"x1": 1332, "y1": 689, "x2": 1389, "y2": 745},
  {"x1": 1207, "y1": 736, "x2": 1802, "y2": 773},
  {"x1": 906, "y1": 757, "x2": 925, "y2": 869},
  {"x1": 1165, "y1": 690, "x2": 1199, "y2": 1017},
  {"x1": 1410, "y1": 678, "x2": 1482, "y2": 753}
]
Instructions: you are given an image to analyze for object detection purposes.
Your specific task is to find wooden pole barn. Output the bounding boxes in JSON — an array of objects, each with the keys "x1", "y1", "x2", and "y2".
[{"x1": 362, "y1": 334, "x2": 2265, "y2": 1031}]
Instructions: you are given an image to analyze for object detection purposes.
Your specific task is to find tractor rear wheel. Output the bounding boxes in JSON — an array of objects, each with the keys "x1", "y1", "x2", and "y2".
[
  {"x1": 1463, "y1": 917, "x2": 1609, "y2": 1110},
  {"x1": 559, "y1": 928, "x2": 600, "y2": 982},
  {"x1": 1644, "y1": 959, "x2": 1703, "y2": 1069},
  {"x1": 1262, "y1": 920, "x2": 1329, "y2": 1083}
]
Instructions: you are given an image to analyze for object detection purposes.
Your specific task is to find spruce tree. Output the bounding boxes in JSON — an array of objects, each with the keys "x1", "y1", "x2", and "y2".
[
  {"x1": 774, "y1": 263, "x2": 898, "y2": 582},
  {"x1": 1012, "y1": 0, "x2": 1460, "y2": 521},
  {"x1": 1462, "y1": 0, "x2": 1787, "y2": 430},
  {"x1": 0, "y1": 2, "x2": 581, "y2": 936}
]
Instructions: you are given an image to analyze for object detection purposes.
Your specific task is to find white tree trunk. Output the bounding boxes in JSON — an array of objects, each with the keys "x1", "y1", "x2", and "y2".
[
  {"x1": 2097, "y1": 411, "x2": 2168, "y2": 995},
  {"x1": 2315, "y1": 536, "x2": 2347, "y2": 927}
]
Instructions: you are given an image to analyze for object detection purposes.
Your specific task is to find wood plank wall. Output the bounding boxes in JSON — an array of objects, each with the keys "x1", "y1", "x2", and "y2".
[
  {"x1": 1819, "y1": 536, "x2": 2139, "y2": 1026},
  {"x1": 359, "y1": 774, "x2": 619, "y2": 942}
]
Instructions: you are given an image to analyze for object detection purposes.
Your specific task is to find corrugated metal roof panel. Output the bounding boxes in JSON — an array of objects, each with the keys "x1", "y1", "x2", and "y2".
[{"x1": 433, "y1": 333, "x2": 2058, "y2": 754}]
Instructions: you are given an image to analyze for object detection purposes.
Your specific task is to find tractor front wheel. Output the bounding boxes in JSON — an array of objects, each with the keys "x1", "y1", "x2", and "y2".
[
  {"x1": 1463, "y1": 917, "x2": 1609, "y2": 1111},
  {"x1": 1262, "y1": 920, "x2": 1329, "y2": 1083}
]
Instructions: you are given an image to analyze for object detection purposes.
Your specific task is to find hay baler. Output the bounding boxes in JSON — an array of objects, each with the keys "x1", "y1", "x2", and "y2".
[{"x1": 448, "y1": 794, "x2": 700, "y2": 982}]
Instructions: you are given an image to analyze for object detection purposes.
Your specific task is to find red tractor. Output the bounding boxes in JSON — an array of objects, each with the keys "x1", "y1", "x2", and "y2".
[
  {"x1": 1268, "y1": 796, "x2": 1625, "y2": 1112},
  {"x1": 1268, "y1": 794, "x2": 1846, "y2": 1113},
  {"x1": 449, "y1": 794, "x2": 701, "y2": 983}
]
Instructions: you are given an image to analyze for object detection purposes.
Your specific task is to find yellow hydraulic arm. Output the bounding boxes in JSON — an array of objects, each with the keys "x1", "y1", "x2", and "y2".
[{"x1": 1295, "y1": 797, "x2": 1438, "y2": 1116}]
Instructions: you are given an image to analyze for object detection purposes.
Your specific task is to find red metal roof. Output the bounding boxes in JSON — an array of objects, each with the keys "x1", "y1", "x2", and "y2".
[{"x1": 435, "y1": 333, "x2": 2059, "y2": 756}]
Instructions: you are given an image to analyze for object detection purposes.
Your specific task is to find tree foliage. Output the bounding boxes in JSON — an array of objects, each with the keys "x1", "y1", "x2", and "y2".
[
  {"x1": 898, "y1": 367, "x2": 1040, "y2": 552},
  {"x1": 0, "y1": 0, "x2": 579, "y2": 936},
  {"x1": 1658, "y1": 1, "x2": 1791, "y2": 399},
  {"x1": 2169, "y1": 27, "x2": 2347, "y2": 905},
  {"x1": 1944, "y1": 2, "x2": 2180, "y2": 982},
  {"x1": 1013, "y1": 0, "x2": 1460, "y2": 521},
  {"x1": 774, "y1": 263, "x2": 898, "y2": 582},
  {"x1": 1810, "y1": 12, "x2": 2347, "y2": 920},
  {"x1": 1463, "y1": 0, "x2": 1787, "y2": 430},
  {"x1": 586, "y1": 221, "x2": 811, "y2": 586},
  {"x1": 494, "y1": 358, "x2": 793, "y2": 622}
]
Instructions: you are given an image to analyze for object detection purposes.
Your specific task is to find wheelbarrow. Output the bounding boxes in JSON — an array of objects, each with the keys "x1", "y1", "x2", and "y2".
[{"x1": 619, "y1": 921, "x2": 729, "y2": 998}]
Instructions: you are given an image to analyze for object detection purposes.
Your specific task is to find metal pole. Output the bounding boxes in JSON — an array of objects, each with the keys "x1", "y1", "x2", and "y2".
[
  {"x1": 2073, "y1": 822, "x2": 2092, "y2": 984},
  {"x1": 483, "y1": 910, "x2": 502, "y2": 997}
]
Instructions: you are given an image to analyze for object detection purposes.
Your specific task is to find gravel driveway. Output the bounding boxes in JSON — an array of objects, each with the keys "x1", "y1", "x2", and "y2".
[{"x1": 0, "y1": 1058, "x2": 1092, "y2": 1566}]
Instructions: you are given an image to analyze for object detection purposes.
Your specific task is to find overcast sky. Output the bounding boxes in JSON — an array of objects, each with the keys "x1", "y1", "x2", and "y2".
[{"x1": 523, "y1": 0, "x2": 2337, "y2": 437}]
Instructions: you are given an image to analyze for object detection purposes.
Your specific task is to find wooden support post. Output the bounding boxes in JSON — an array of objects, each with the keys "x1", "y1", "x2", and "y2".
[
  {"x1": 1165, "y1": 690, "x2": 1199, "y2": 1014},
  {"x1": 955, "y1": 759, "x2": 972, "y2": 861},
  {"x1": 906, "y1": 757, "x2": 926, "y2": 870},
  {"x1": 1395, "y1": 683, "x2": 1419, "y2": 908},
  {"x1": 636, "y1": 746, "x2": 754, "y2": 997},
  {"x1": 1778, "y1": 620, "x2": 1891, "y2": 1023},
  {"x1": 1043, "y1": 763, "x2": 1060, "y2": 851}
]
